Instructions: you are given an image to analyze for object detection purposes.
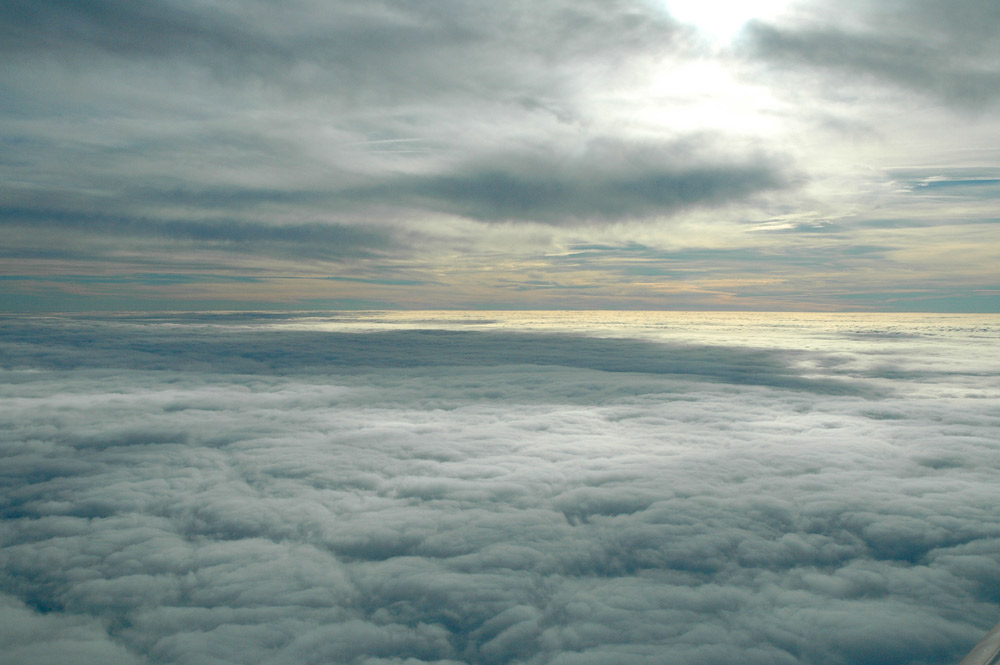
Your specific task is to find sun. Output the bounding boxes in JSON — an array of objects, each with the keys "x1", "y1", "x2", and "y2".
[{"x1": 659, "y1": 0, "x2": 795, "y2": 43}]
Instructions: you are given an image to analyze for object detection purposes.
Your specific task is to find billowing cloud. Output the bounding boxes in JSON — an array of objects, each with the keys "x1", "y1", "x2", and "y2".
[{"x1": 2, "y1": 312, "x2": 999, "y2": 663}]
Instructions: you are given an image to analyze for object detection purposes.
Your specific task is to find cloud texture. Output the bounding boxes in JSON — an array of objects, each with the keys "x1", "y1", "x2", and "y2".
[
  {"x1": 2, "y1": 312, "x2": 999, "y2": 664},
  {"x1": 3, "y1": 0, "x2": 1000, "y2": 309},
  {"x1": 744, "y1": 0, "x2": 1000, "y2": 107}
]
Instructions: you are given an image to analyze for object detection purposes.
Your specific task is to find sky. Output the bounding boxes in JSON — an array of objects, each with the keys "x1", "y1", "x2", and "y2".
[
  {"x1": 2, "y1": 0, "x2": 1000, "y2": 312},
  {"x1": 2, "y1": 311, "x2": 1000, "y2": 664}
]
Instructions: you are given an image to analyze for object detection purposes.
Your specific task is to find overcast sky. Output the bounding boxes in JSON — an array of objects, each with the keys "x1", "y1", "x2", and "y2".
[{"x1": 2, "y1": 0, "x2": 999, "y2": 311}]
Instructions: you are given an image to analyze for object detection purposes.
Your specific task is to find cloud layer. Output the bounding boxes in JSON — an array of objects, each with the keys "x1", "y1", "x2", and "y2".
[
  {"x1": 744, "y1": 0, "x2": 1000, "y2": 107},
  {"x1": 2, "y1": 312, "x2": 999, "y2": 664},
  {"x1": 3, "y1": 0, "x2": 1000, "y2": 309}
]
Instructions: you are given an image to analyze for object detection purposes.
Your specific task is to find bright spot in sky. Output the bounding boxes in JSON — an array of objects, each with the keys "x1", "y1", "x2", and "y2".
[
  {"x1": 663, "y1": 0, "x2": 794, "y2": 42},
  {"x1": 644, "y1": 58, "x2": 785, "y2": 136}
]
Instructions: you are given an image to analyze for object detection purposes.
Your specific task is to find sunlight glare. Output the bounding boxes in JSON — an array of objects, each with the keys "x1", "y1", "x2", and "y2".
[{"x1": 663, "y1": 0, "x2": 794, "y2": 43}]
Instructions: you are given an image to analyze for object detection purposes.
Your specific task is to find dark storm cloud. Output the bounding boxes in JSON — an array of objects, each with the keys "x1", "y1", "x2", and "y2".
[
  {"x1": 743, "y1": 0, "x2": 1000, "y2": 107},
  {"x1": 3, "y1": 314, "x2": 999, "y2": 664}
]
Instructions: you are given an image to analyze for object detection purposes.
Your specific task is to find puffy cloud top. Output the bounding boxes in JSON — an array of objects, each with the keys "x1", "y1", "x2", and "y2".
[{"x1": 2, "y1": 312, "x2": 999, "y2": 663}]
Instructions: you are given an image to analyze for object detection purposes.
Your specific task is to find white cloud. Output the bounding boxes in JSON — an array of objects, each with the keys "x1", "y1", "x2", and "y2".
[
  {"x1": 1, "y1": 313, "x2": 999, "y2": 663},
  {"x1": 0, "y1": 592, "x2": 148, "y2": 665}
]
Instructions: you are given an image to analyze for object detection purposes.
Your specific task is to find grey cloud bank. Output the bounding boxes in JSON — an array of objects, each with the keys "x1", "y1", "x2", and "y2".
[
  {"x1": 3, "y1": 0, "x2": 1000, "y2": 309},
  {"x1": 2, "y1": 312, "x2": 999, "y2": 664},
  {"x1": 354, "y1": 138, "x2": 791, "y2": 225},
  {"x1": 743, "y1": 0, "x2": 1000, "y2": 107}
]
